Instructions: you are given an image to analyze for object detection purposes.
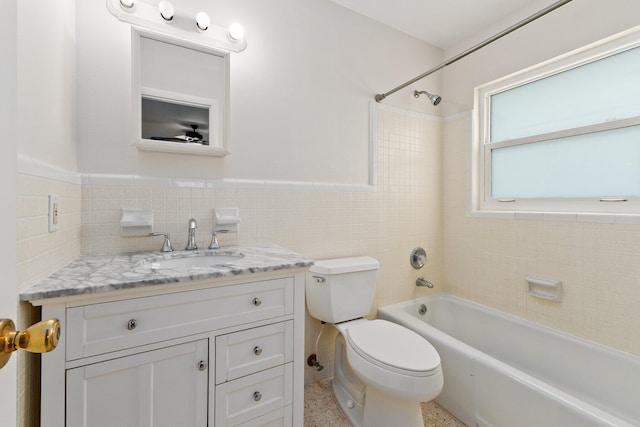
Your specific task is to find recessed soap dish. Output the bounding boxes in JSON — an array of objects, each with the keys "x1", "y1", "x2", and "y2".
[{"x1": 526, "y1": 276, "x2": 562, "y2": 301}]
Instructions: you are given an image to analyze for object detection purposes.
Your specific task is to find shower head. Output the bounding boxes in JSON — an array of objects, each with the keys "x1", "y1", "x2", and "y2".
[{"x1": 414, "y1": 90, "x2": 442, "y2": 106}]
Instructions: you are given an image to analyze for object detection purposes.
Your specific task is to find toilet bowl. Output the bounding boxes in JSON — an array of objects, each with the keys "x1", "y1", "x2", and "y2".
[
  {"x1": 305, "y1": 257, "x2": 443, "y2": 427},
  {"x1": 333, "y1": 319, "x2": 443, "y2": 427}
]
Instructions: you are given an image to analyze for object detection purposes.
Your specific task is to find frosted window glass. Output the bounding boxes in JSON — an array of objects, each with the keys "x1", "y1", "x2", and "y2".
[
  {"x1": 490, "y1": 47, "x2": 640, "y2": 142},
  {"x1": 491, "y1": 125, "x2": 640, "y2": 198}
]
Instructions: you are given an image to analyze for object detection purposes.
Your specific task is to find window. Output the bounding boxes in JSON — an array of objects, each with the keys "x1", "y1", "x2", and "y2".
[{"x1": 473, "y1": 27, "x2": 640, "y2": 214}]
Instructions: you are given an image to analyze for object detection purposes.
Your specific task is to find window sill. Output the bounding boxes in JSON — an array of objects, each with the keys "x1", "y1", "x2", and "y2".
[{"x1": 468, "y1": 209, "x2": 640, "y2": 224}]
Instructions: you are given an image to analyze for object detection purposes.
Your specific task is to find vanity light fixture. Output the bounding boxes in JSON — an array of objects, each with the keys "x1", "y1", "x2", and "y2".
[
  {"x1": 119, "y1": 0, "x2": 134, "y2": 10},
  {"x1": 228, "y1": 22, "x2": 244, "y2": 42},
  {"x1": 158, "y1": 1, "x2": 174, "y2": 22},
  {"x1": 196, "y1": 12, "x2": 210, "y2": 31},
  {"x1": 106, "y1": 0, "x2": 247, "y2": 52}
]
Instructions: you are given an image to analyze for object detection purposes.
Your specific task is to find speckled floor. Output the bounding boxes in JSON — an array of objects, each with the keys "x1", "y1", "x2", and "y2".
[{"x1": 304, "y1": 379, "x2": 467, "y2": 427}]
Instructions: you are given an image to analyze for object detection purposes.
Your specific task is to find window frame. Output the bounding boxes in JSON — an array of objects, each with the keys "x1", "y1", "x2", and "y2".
[{"x1": 472, "y1": 26, "x2": 640, "y2": 215}]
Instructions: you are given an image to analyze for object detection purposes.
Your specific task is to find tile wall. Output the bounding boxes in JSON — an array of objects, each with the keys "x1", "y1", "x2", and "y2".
[
  {"x1": 16, "y1": 172, "x2": 82, "y2": 427},
  {"x1": 17, "y1": 174, "x2": 82, "y2": 292},
  {"x1": 442, "y1": 114, "x2": 640, "y2": 357}
]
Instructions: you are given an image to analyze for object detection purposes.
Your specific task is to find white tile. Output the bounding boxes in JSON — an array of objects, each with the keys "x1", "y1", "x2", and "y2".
[
  {"x1": 576, "y1": 213, "x2": 616, "y2": 224},
  {"x1": 543, "y1": 212, "x2": 577, "y2": 222},
  {"x1": 171, "y1": 177, "x2": 207, "y2": 188},
  {"x1": 87, "y1": 174, "x2": 135, "y2": 186},
  {"x1": 133, "y1": 175, "x2": 173, "y2": 187}
]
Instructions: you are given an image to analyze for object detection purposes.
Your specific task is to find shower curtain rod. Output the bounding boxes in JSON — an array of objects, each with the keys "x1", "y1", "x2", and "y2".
[{"x1": 374, "y1": 0, "x2": 573, "y2": 102}]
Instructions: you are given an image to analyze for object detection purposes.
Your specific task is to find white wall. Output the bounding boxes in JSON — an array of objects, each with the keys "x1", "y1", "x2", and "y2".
[
  {"x1": 441, "y1": 0, "x2": 640, "y2": 356},
  {"x1": 0, "y1": 0, "x2": 18, "y2": 424},
  {"x1": 442, "y1": 0, "x2": 640, "y2": 116},
  {"x1": 76, "y1": 0, "x2": 442, "y2": 184},
  {"x1": 17, "y1": 0, "x2": 77, "y2": 172}
]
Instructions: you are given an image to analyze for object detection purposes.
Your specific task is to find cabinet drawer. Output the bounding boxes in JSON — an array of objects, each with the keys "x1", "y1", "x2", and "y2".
[
  {"x1": 66, "y1": 278, "x2": 294, "y2": 360},
  {"x1": 235, "y1": 406, "x2": 292, "y2": 427},
  {"x1": 215, "y1": 363, "x2": 293, "y2": 427},
  {"x1": 216, "y1": 321, "x2": 294, "y2": 384}
]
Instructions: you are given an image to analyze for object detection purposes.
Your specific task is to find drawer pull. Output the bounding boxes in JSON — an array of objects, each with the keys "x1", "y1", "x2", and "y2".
[
  {"x1": 126, "y1": 319, "x2": 137, "y2": 331},
  {"x1": 197, "y1": 360, "x2": 208, "y2": 371},
  {"x1": 252, "y1": 297, "x2": 262, "y2": 307},
  {"x1": 253, "y1": 391, "x2": 262, "y2": 402},
  {"x1": 311, "y1": 275, "x2": 326, "y2": 284},
  {"x1": 253, "y1": 346, "x2": 262, "y2": 356}
]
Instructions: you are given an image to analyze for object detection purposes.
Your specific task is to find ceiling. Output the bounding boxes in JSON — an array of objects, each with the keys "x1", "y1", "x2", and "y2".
[{"x1": 329, "y1": 0, "x2": 562, "y2": 50}]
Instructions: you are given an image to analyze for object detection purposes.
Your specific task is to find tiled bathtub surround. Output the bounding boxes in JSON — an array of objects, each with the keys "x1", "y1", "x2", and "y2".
[{"x1": 443, "y1": 114, "x2": 640, "y2": 357}]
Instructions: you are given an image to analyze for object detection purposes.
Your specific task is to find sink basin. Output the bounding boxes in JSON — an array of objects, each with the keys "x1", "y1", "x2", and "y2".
[{"x1": 145, "y1": 253, "x2": 244, "y2": 271}]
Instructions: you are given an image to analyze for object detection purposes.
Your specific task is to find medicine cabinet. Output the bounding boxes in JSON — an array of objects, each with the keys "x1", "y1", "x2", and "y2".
[{"x1": 132, "y1": 29, "x2": 230, "y2": 156}]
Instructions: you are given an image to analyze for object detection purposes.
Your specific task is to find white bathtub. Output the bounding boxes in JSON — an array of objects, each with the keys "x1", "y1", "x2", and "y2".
[{"x1": 378, "y1": 293, "x2": 640, "y2": 427}]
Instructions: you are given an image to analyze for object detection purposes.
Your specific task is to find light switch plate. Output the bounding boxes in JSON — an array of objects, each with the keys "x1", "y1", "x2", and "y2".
[{"x1": 48, "y1": 195, "x2": 60, "y2": 232}]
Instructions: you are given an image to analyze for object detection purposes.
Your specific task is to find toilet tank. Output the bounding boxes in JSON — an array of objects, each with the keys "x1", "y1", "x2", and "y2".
[{"x1": 305, "y1": 256, "x2": 380, "y2": 323}]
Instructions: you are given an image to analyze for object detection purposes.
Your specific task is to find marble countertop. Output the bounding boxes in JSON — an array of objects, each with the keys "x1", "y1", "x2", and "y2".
[{"x1": 20, "y1": 243, "x2": 314, "y2": 301}]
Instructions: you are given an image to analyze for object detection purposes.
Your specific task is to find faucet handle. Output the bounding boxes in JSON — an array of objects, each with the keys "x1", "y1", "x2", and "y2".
[
  {"x1": 209, "y1": 232, "x2": 220, "y2": 249},
  {"x1": 148, "y1": 232, "x2": 173, "y2": 252}
]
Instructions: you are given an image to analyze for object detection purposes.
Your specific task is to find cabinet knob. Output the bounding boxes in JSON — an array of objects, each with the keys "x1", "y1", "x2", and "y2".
[
  {"x1": 126, "y1": 319, "x2": 137, "y2": 330},
  {"x1": 253, "y1": 391, "x2": 262, "y2": 402},
  {"x1": 197, "y1": 360, "x2": 208, "y2": 371},
  {"x1": 253, "y1": 346, "x2": 262, "y2": 356},
  {"x1": 252, "y1": 297, "x2": 262, "y2": 307}
]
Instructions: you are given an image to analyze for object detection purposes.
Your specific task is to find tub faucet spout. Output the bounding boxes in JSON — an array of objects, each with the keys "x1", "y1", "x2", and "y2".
[
  {"x1": 416, "y1": 277, "x2": 433, "y2": 288},
  {"x1": 185, "y1": 218, "x2": 198, "y2": 250}
]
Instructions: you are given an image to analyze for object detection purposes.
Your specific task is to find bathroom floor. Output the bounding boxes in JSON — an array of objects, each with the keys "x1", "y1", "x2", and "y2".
[{"x1": 304, "y1": 379, "x2": 467, "y2": 427}]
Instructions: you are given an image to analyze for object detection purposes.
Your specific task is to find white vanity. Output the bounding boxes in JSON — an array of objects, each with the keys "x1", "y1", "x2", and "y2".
[{"x1": 21, "y1": 244, "x2": 312, "y2": 427}]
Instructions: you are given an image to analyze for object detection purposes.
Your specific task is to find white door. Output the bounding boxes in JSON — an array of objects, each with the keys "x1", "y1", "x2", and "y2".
[{"x1": 0, "y1": 0, "x2": 18, "y2": 425}]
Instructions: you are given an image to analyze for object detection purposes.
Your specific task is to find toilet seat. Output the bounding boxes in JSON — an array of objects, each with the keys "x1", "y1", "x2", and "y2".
[{"x1": 345, "y1": 319, "x2": 440, "y2": 377}]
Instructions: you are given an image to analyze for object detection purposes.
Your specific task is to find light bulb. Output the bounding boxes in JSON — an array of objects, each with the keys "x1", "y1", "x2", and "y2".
[
  {"x1": 228, "y1": 22, "x2": 244, "y2": 42},
  {"x1": 159, "y1": 1, "x2": 174, "y2": 22},
  {"x1": 119, "y1": 0, "x2": 134, "y2": 9},
  {"x1": 196, "y1": 12, "x2": 210, "y2": 31}
]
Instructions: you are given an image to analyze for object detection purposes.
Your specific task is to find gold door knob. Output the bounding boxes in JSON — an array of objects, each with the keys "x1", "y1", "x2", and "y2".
[{"x1": 0, "y1": 318, "x2": 60, "y2": 369}]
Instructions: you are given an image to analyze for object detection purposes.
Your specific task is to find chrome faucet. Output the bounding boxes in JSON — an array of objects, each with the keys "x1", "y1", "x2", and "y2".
[
  {"x1": 416, "y1": 277, "x2": 434, "y2": 288},
  {"x1": 185, "y1": 218, "x2": 198, "y2": 250}
]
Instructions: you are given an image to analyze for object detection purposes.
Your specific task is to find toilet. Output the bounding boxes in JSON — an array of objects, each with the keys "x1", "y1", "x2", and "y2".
[{"x1": 306, "y1": 256, "x2": 443, "y2": 427}]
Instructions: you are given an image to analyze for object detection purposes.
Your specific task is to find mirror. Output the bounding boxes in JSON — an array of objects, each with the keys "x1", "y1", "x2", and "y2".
[{"x1": 132, "y1": 29, "x2": 229, "y2": 156}]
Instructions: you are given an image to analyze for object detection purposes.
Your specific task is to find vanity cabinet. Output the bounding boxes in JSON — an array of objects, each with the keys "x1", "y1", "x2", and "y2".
[{"x1": 35, "y1": 270, "x2": 306, "y2": 427}]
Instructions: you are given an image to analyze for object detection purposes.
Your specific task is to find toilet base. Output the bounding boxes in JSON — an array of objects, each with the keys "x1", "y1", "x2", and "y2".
[
  {"x1": 332, "y1": 377, "x2": 364, "y2": 427},
  {"x1": 362, "y1": 386, "x2": 424, "y2": 427},
  {"x1": 332, "y1": 376, "x2": 425, "y2": 427},
  {"x1": 332, "y1": 333, "x2": 366, "y2": 426}
]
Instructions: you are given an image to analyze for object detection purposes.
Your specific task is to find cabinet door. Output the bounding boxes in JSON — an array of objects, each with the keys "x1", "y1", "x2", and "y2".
[{"x1": 66, "y1": 340, "x2": 208, "y2": 427}]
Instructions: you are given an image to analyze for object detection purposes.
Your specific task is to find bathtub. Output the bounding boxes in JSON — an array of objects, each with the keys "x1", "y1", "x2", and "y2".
[{"x1": 378, "y1": 293, "x2": 640, "y2": 427}]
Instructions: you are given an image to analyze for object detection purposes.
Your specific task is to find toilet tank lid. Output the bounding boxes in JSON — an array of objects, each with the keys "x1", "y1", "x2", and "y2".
[{"x1": 309, "y1": 256, "x2": 379, "y2": 275}]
